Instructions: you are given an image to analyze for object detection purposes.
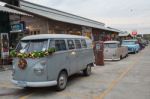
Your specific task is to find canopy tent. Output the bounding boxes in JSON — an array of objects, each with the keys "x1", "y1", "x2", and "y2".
[{"x1": 0, "y1": 5, "x2": 31, "y2": 16}]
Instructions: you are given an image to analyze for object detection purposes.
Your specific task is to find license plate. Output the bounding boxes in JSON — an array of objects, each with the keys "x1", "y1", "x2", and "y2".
[{"x1": 17, "y1": 81, "x2": 27, "y2": 87}]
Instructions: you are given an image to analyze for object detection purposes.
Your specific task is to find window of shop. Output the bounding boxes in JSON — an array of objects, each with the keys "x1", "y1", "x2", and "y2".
[
  {"x1": 67, "y1": 40, "x2": 75, "y2": 50},
  {"x1": 54, "y1": 29, "x2": 65, "y2": 34},
  {"x1": 33, "y1": 31, "x2": 36, "y2": 35},
  {"x1": 30, "y1": 30, "x2": 40, "y2": 35},
  {"x1": 75, "y1": 40, "x2": 81, "y2": 49}
]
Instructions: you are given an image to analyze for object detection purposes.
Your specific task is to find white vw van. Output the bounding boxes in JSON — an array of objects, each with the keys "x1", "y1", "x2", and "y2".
[
  {"x1": 104, "y1": 41, "x2": 128, "y2": 60},
  {"x1": 11, "y1": 34, "x2": 94, "y2": 90}
]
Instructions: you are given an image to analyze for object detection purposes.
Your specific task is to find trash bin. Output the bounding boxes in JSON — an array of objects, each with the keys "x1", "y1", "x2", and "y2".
[{"x1": 94, "y1": 41, "x2": 104, "y2": 66}]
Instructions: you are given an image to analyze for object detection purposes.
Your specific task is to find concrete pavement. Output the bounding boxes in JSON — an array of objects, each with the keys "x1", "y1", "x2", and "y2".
[{"x1": 0, "y1": 45, "x2": 149, "y2": 99}]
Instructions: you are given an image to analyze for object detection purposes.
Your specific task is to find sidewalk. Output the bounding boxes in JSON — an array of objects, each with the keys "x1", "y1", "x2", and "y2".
[{"x1": 0, "y1": 65, "x2": 12, "y2": 71}]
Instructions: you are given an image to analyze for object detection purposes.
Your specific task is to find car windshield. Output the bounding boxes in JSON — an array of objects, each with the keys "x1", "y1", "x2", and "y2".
[
  {"x1": 104, "y1": 43, "x2": 118, "y2": 48},
  {"x1": 122, "y1": 41, "x2": 135, "y2": 45},
  {"x1": 16, "y1": 39, "x2": 48, "y2": 53}
]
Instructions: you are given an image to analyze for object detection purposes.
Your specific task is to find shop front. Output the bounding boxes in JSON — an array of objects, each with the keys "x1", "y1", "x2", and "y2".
[
  {"x1": 9, "y1": 14, "x2": 27, "y2": 48},
  {"x1": 0, "y1": 1, "x2": 30, "y2": 65},
  {"x1": 0, "y1": 0, "x2": 121, "y2": 65},
  {"x1": 0, "y1": 10, "x2": 10, "y2": 65},
  {"x1": 92, "y1": 28, "x2": 119, "y2": 42},
  {"x1": 82, "y1": 26, "x2": 93, "y2": 40},
  {"x1": 19, "y1": 15, "x2": 83, "y2": 36}
]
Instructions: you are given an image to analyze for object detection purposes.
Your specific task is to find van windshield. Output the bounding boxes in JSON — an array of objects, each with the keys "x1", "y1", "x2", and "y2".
[
  {"x1": 104, "y1": 43, "x2": 118, "y2": 48},
  {"x1": 122, "y1": 41, "x2": 135, "y2": 45},
  {"x1": 16, "y1": 39, "x2": 48, "y2": 53}
]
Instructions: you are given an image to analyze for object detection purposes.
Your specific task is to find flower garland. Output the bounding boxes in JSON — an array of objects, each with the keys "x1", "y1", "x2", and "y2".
[
  {"x1": 18, "y1": 58, "x2": 27, "y2": 69},
  {"x1": 10, "y1": 48, "x2": 56, "y2": 58}
]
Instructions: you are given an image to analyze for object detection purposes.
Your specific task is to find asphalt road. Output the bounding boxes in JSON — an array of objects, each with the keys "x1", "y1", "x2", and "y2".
[{"x1": 0, "y1": 45, "x2": 150, "y2": 99}]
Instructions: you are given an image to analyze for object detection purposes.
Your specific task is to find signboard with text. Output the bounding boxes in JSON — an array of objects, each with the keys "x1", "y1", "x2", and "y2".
[
  {"x1": 132, "y1": 31, "x2": 137, "y2": 36},
  {"x1": 10, "y1": 21, "x2": 25, "y2": 33},
  {"x1": 0, "y1": 33, "x2": 9, "y2": 59}
]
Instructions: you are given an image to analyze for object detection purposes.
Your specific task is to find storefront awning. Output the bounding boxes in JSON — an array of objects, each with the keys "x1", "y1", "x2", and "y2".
[{"x1": 0, "y1": 5, "x2": 31, "y2": 16}]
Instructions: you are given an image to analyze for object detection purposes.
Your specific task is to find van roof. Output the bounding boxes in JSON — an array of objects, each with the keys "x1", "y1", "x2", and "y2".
[
  {"x1": 122, "y1": 39, "x2": 137, "y2": 42},
  {"x1": 22, "y1": 34, "x2": 88, "y2": 40},
  {"x1": 104, "y1": 41, "x2": 120, "y2": 44}
]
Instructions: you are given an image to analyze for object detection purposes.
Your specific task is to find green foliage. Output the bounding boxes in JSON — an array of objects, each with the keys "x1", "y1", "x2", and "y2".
[
  {"x1": 10, "y1": 48, "x2": 56, "y2": 58},
  {"x1": 48, "y1": 48, "x2": 56, "y2": 53},
  {"x1": 10, "y1": 50, "x2": 17, "y2": 57}
]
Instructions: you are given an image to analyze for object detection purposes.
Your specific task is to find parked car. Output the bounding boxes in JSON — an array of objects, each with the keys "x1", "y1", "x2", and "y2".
[
  {"x1": 146, "y1": 40, "x2": 149, "y2": 45},
  {"x1": 11, "y1": 34, "x2": 94, "y2": 91},
  {"x1": 142, "y1": 39, "x2": 148, "y2": 46},
  {"x1": 121, "y1": 39, "x2": 140, "y2": 53},
  {"x1": 104, "y1": 41, "x2": 128, "y2": 60}
]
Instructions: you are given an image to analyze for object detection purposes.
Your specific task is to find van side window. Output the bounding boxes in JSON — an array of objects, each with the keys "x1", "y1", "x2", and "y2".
[
  {"x1": 55, "y1": 40, "x2": 67, "y2": 51},
  {"x1": 81, "y1": 39, "x2": 87, "y2": 48},
  {"x1": 75, "y1": 40, "x2": 81, "y2": 49},
  {"x1": 67, "y1": 40, "x2": 75, "y2": 50}
]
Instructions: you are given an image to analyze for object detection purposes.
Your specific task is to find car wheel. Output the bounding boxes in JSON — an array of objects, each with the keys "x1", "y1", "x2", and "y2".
[
  {"x1": 83, "y1": 65, "x2": 91, "y2": 76},
  {"x1": 56, "y1": 71, "x2": 68, "y2": 91}
]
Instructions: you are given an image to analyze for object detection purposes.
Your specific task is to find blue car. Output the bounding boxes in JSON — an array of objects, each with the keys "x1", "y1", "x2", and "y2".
[{"x1": 121, "y1": 40, "x2": 140, "y2": 53}]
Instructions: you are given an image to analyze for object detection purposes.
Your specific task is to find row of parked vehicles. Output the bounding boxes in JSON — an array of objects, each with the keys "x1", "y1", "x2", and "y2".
[
  {"x1": 11, "y1": 34, "x2": 148, "y2": 91},
  {"x1": 104, "y1": 39, "x2": 149, "y2": 60}
]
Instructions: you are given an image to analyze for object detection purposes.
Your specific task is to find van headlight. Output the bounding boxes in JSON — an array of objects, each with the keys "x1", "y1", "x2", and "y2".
[
  {"x1": 33, "y1": 66, "x2": 44, "y2": 75},
  {"x1": 33, "y1": 61, "x2": 47, "y2": 75},
  {"x1": 40, "y1": 61, "x2": 47, "y2": 66},
  {"x1": 113, "y1": 53, "x2": 117, "y2": 56}
]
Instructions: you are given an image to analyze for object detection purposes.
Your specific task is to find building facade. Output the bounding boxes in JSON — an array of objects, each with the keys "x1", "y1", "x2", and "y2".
[{"x1": 0, "y1": 0, "x2": 121, "y2": 64}]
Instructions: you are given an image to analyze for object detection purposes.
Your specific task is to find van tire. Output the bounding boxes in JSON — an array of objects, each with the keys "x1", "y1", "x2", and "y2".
[
  {"x1": 56, "y1": 71, "x2": 68, "y2": 91},
  {"x1": 119, "y1": 56, "x2": 122, "y2": 60},
  {"x1": 83, "y1": 65, "x2": 91, "y2": 76}
]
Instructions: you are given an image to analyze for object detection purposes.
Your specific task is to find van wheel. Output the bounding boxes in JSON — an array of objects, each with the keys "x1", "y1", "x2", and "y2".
[
  {"x1": 83, "y1": 65, "x2": 91, "y2": 76},
  {"x1": 56, "y1": 71, "x2": 68, "y2": 91}
]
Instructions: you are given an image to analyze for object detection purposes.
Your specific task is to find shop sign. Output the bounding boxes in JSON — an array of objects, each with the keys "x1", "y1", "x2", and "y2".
[
  {"x1": 0, "y1": 33, "x2": 9, "y2": 59},
  {"x1": 10, "y1": 21, "x2": 25, "y2": 33},
  {"x1": 132, "y1": 31, "x2": 137, "y2": 36}
]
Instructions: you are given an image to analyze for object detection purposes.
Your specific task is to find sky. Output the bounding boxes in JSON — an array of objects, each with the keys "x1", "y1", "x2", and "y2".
[{"x1": 25, "y1": 0, "x2": 150, "y2": 34}]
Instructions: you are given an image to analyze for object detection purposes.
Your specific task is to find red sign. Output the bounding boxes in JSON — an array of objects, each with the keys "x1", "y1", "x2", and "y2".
[{"x1": 132, "y1": 31, "x2": 137, "y2": 35}]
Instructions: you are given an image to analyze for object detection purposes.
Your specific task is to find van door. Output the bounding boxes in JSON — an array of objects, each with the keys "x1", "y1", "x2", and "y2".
[
  {"x1": 47, "y1": 39, "x2": 69, "y2": 80},
  {"x1": 79, "y1": 39, "x2": 89, "y2": 69},
  {"x1": 104, "y1": 43, "x2": 117, "y2": 59},
  {"x1": 74, "y1": 39, "x2": 85, "y2": 71},
  {"x1": 67, "y1": 40, "x2": 78, "y2": 74}
]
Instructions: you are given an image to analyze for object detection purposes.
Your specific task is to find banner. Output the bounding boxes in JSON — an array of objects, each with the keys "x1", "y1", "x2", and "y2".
[{"x1": 0, "y1": 33, "x2": 9, "y2": 59}]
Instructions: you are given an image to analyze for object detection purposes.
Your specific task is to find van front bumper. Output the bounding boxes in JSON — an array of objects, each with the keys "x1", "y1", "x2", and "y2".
[
  {"x1": 104, "y1": 58, "x2": 120, "y2": 61},
  {"x1": 11, "y1": 80, "x2": 57, "y2": 87}
]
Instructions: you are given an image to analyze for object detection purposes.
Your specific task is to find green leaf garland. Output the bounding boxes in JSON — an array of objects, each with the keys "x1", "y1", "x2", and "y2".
[{"x1": 10, "y1": 48, "x2": 56, "y2": 58}]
